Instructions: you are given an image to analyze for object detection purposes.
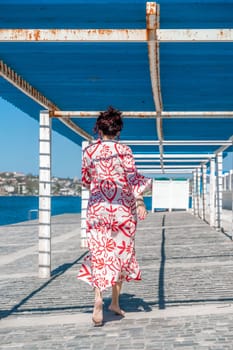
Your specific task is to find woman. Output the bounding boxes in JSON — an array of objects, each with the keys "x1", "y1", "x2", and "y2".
[{"x1": 77, "y1": 106, "x2": 152, "y2": 326}]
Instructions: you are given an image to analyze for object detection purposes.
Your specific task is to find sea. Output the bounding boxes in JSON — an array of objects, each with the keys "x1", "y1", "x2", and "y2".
[
  {"x1": 0, "y1": 196, "x2": 152, "y2": 226},
  {"x1": 0, "y1": 196, "x2": 81, "y2": 226}
]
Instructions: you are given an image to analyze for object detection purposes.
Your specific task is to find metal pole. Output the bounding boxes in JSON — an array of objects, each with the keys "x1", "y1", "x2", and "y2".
[
  {"x1": 146, "y1": 2, "x2": 164, "y2": 171},
  {"x1": 38, "y1": 111, "x2": 51, "y2": 278},
  {"x1": 80, "y1": 141, "x2": 89, "y2": 248}
]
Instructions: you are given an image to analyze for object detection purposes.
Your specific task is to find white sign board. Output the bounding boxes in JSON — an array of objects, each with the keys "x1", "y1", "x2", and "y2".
[{"x1": 152, "y1": 179, "x2": 189, "y2": 211}]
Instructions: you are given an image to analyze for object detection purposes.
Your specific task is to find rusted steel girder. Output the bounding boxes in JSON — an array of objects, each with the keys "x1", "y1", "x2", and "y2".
[
  {"x1": 134, "y1": 154, "x2": 215, "y2": 158},
  {"x1": 52, "y1": 110, "x2": 233, "y2": 118},
  {"x1": 136, "y1": 159, "x2": 211, "y2": 163},
  {"x1": 0, "y1": 29, "x2": 233, "y2": 42},
  {"x1": 0, "y1": 29, "x2": 146, "y2": 42},
  {"x1": 157, "y1": 29, "x2": 233, "y2": 42},
  {"x1": 214, "y1": 136, "x2": 233, "y2": 154},
  {"x1": 0, "y1": 60, "x2": 93, "y2": 141},
  {"x1": 146, "y1": 2, "x2": 164, "y2": 171},
  {"x1": 138, "y1": 165, "x2": 199, "y2": 169},
  {"x1": 142, "y1": 170, "x2": 194, "y2": 174},
  {"x1": 0, "y1": 60, "x2": 58, "y2": 110}
]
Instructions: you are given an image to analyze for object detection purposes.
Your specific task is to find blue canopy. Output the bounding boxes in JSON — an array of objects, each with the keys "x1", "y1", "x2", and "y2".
[{"x1": 0, "y1": 0, "x2": 232, "y2": 173}]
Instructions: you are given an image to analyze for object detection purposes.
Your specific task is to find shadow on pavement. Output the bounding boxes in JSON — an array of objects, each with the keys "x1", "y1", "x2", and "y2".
[
  {"x1": 0, "y1": 251, "x2": 88, "y2": 319},
  {"x1": 158, "y1": 214, "x2": 166, "y2": 310}
]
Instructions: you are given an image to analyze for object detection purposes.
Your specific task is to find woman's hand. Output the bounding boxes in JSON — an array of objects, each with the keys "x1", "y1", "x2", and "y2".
[{"x1": 136, "y1": 197, "x2": 148, "y2": 221}]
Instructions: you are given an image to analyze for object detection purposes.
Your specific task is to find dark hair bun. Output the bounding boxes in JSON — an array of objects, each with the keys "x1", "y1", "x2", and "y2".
[{"x1": 94, "y1": 106, "x2": 123, "y2": 137}]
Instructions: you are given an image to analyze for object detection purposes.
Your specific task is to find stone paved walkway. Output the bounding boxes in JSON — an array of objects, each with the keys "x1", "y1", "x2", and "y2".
[{"x1": 0, "y1": 211, "x2": 233, "y2": 349}]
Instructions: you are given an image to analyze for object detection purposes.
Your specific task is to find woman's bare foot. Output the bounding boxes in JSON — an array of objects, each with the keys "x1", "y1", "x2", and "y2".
[
  {"x1": 92, "y1": 297, "x2": 103, "y2": 326},
  {"x1": 108, "y1": 304, "x2": 125, "y2": 317}
]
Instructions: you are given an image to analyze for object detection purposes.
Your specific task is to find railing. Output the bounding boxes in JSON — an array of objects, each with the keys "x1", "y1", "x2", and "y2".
[{"x1": 28, "y1": 209, "x2": 38, "y2": 221}]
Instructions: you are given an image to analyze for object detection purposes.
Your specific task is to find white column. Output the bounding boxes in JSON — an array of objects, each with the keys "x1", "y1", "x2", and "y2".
[
  {"x1": 197, "y1": 167, "x2": 201, "y2": 217},
  {"x1": 38, "y1": 111, "x2": 51, "y2": 278},
  {"x1": 191, "y1": 172, "x2": 194, "y2": 215},
  {"x1": 230, "y1": 169, "x2": 233, "y2": 191},
  {"x1": 215, "y1": 152, "x2": 223, "y2": 229},
  {"x1": 201, "y1": 164, "x2": 207, "y2": 221},
  {"x1": 209, "y1": 158, "x2": 216, "y2": 227},
  {"x1": 80, "y1": 141, "x2": 89, "y2": 248},
  {"x1": 222, "y1": 173, "x2": 226, "y2": 191},
  {"x1": 152, "y1": 179, "x2": 156, "y2": 212},
  {"x1": 193, "y1": 171, "x2": 198, "y2": 216}
]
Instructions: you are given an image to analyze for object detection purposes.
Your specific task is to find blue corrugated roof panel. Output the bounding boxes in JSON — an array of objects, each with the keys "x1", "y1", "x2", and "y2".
[
  {"x1": 0, "y1": 42, "x2": 154, "y2": 112},
  {"x1": 0, "y1": 0, "x2": 232, "y2": 171},
  {"x1": 161, "y1": 43, "x2": 233, "y2": 111}
]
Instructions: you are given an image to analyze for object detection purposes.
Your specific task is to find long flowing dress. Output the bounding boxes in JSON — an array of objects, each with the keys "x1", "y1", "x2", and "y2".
[{"x1": 77, "y1": 139, "x2": 152, "y2": 292}]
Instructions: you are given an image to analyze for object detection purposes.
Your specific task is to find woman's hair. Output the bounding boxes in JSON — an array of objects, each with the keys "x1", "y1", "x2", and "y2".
[{"x1": 94, "y1": 106, "x2": 123, "y2": 137}]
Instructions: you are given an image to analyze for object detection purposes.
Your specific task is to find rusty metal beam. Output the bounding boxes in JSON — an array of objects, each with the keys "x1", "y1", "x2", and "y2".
[
  {"x1": 52, "y1": 110, "x2": 233, "y2": 119},
  {"x1": 123, "y1": 140, "x2": 231, "y2": 146},
  {"x1": 0, "y1": 29, "x2": 233, "y2": 43},
  {"x1": 0, "y1": 60, "x2": 93, "y2": 141},
  {"x1": 134, "y1": 154, "x2": 215, "y2": 158},
  {"x1": 136, "y1": 159, "x2": 209, "y2": 163},
  {"x1": 162, "y1": 111, "x2": 233, "y2": 118},
  {"x1": 0, "y1": 60, "x2": 58, "y2": 110},
  {"x1": 138, "y1": 165, "x2": 198, "y2": 169},
  {"x1": 214, "y1": 135, "x2": 233, "y2": 154},
  {"x1": 202, "y1": 135, "x2": 233, "y2": 167},
  {"x1": 0, "y1": 29, "x2": 146, "y2": 42},
  {"x1": 146, "y1": 2, "x2": 164, "y2": 171},
  {"x1": 157, "y1": 29, "x2": 233, "y2": 42},
  {"x1": 142, "y1": 169, "x2": 193, "y2": 173}
]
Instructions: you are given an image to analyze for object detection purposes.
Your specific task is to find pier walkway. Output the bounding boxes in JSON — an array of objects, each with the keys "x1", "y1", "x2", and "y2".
[{"x1": 0, "y1": 211, "x2": 233, "y2": 349}]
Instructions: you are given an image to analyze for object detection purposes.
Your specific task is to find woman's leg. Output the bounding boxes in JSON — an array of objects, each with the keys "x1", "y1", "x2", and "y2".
[
  {"x1": 92, "y1": 287, "x2": 103, "y2": 326},
  {"x1": 109, "y1": 281, "x2": 125, "y2": 316}
]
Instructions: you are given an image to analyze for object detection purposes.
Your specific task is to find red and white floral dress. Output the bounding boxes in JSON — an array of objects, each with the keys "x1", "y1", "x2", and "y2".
[{"x1": 77, "y1": 139, "x2": 152, "y2": 291}]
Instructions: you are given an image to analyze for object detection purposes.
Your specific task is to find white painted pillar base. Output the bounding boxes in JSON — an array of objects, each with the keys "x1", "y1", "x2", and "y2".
[
  {"x1": 209, "y1": 158, "x2": 216, "y2": 227},
  {"x1": 80, "y1": 141, "x2": 89, "y2": 248},
  {"x1": 39, "y1": 111, "x2": 51, "y2": 278}
]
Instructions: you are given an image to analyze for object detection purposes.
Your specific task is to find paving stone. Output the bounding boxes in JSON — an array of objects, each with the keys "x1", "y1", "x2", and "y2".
[{"x1": 1, "y1": 212, "x2": 233, "y2": 349}]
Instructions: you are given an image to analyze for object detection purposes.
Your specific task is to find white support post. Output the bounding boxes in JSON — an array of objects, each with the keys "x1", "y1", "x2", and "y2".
[
  {"x1": 197, "y1": 167, "x2": 201, "y2": 218},
  {"x1": 201, "y1": 165, "x2": 207, "y2": 221},
  {"x1": 193, "y1": 171, "x2": 198, "y2": 216},
  {"x1": 191, "y1": 173, "x2": 194, "y2": 215},
  {"x1": 38, "y1": 111, "x2": 51, "y2": 278},
  {"x1": 215, "y1": 152, "x2": 223, "y2": 230},
  {"x1": 223, "y1": 173, "x2": 226, "y2": 191},
  {"x1": 209, "y1": 158, "x2": 216, "y2": 227},
  {"x1": 230, "y1": 169, "x2": 233, "y2": 191},
  {"x1": 152, "y1": 179, "x2": 156, "y2": 213},
  {"x1": 80, "y1": 141, "x2": 89, "y2": 248}
]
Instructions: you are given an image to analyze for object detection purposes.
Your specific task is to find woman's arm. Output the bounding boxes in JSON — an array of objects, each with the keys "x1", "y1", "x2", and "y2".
[
  {"x1": 136, "y1": 195, "x2": 148, "y2": 220},
  {"x1": 122, "y1": 144, "x2": 152, "y2": 198}
]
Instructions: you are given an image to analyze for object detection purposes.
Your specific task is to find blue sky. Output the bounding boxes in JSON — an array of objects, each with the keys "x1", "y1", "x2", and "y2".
[
  {"x1": 0, "y1": 97, "x2": 232, "y2": 178},
  {"x1": 0, "y1": 98, "x2": 82, "y2": 178}
]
